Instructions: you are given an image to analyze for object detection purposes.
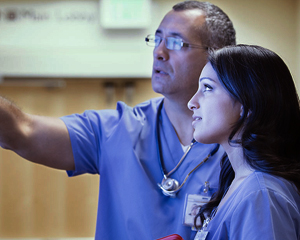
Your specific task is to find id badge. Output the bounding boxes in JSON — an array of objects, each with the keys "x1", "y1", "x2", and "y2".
[
  {"x1": 183, "y1": 181, "x2": 216, "y2": 229},
  {"x1": 183, "y1": 194, "x2": 210, "y2": 228}
]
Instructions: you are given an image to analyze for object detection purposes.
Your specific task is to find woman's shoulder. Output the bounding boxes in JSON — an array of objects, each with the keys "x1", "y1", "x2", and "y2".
[
  {"x1": 236, "y1": 171, "x2": 300, "y2": 210},
  {"x1": 219, "y1": 172, "x2": 300, "y2": 240}
]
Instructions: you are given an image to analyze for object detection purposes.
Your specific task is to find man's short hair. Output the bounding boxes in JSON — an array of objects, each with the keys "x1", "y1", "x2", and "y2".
[{"x1": 173, "y1": 1, "x2": 236, "y2": 49}]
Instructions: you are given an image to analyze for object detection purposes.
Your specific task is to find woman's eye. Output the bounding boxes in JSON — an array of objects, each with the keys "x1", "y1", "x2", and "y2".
[{"x1": 203, "y1": 84, "x2": 213, "y2": 91}]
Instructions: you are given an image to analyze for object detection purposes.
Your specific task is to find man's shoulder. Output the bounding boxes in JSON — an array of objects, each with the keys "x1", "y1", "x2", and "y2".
[
  {"x1": 134, "y1": 97, "x2": 164, "y2": 109},
  {"x1": 129, "y1": 97, "x2": 164, "y2": 116}
]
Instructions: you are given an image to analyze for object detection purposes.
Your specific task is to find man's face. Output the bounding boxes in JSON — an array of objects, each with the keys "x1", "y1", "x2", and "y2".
[{"x1": 152, "y1": 9, "x2": 208, "y2": 102}]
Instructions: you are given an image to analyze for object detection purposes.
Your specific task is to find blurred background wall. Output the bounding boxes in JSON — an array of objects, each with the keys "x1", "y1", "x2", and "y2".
[{"x1": 0, "y1": 0, "x2": 299, "y2": 238}]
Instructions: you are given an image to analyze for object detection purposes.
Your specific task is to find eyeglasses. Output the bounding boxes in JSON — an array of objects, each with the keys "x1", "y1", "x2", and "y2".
[{"x1": 145, "y1": 34, "x2": 207, "y2": 51}]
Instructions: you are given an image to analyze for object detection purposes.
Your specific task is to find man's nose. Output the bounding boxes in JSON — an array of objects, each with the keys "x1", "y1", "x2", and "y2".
[{"x1": 153, "y1": 39, "x2": 169, "y2": 61}]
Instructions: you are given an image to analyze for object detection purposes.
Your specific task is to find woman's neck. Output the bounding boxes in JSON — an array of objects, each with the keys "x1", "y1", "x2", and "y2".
[
  {"x1": 218, "y1": 143, "x2": 254, "y2": 209},
  {"x1": 223, "y1": 142, "x2": 253, "y2": 177}
]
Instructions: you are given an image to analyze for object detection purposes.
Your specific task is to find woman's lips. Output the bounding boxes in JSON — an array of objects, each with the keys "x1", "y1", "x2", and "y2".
[{"x1": 192, "y1": 116, "x2": 202, "y2": 128}]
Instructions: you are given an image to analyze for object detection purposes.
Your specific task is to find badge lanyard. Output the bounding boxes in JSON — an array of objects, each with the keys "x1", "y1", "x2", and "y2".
[{"x1": 194, "y1": 186, "x2": 230, "y2": 239}]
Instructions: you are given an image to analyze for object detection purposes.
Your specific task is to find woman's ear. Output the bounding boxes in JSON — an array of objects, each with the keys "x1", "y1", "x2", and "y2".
[
  {"x1": 240, "y1": 105, "x2": 251, "y2": 118},
  {"x1": 240, "y1": 105, "x2": 244, "y2": 117}
]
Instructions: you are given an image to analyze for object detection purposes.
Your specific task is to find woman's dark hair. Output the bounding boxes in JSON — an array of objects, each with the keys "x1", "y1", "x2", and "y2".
[{"x1": 194, "y1": 44, "x2": 300, "y2": 228}]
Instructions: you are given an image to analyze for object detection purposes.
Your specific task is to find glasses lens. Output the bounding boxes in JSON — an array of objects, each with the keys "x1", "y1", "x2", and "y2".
[
  {"x1": 146, "y1": 35, "x2": 158, "y2": 47},
  {"x1": 154, "y1": 36, "x2": 162, "y2": 47},
  {"x1": 165, "y1": 37, "x2": 182, "y2": 50}
]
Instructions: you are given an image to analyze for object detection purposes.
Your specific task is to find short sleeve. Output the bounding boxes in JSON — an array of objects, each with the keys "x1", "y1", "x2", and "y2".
[
  {"x1": 60, "y1": 99, "x2": 160, "y2": 177},
  {"x1": 61, "y1": 109, "x2": 114, "y2": 176}
]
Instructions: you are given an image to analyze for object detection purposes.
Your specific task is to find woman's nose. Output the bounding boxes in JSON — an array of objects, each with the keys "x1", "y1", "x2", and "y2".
[{"x1": 188, "y1": 95, "x2": 199, "y2": 111}]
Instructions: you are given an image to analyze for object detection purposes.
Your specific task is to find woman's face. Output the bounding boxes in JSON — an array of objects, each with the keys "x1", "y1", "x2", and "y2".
[{"x1": 188, "y1": 62, "x2": 242, "y2": 145}]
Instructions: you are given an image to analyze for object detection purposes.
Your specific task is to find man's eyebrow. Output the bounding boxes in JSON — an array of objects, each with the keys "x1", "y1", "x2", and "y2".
[
  {"x1": 155, "y1": 29, "x2": 184, "y2": 38},
  {"x1": 199, "y1": 77, "x2": 216, "y2": 82},
  {"x1": 155, "y1": 29, "x2": 162, "y2": 35}
]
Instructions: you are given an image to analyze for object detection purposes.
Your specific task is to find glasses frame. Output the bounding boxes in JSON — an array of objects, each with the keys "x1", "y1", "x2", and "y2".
[{"x1": 145, "y1": 34, "x2": 207, "y2": 51}]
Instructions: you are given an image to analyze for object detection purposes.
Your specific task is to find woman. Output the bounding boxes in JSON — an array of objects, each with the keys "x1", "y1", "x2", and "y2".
[{"x1": 188, "y1": 45, "x2": 300, "y2": 239}]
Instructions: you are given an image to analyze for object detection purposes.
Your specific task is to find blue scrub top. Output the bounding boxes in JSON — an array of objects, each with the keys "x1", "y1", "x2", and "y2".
[
  {"x1": 61, "y1": 98, "x2": 223, "y2": 240},
  {"x1": 205, "y1": 171, "x2": 300, "y2": 240}
]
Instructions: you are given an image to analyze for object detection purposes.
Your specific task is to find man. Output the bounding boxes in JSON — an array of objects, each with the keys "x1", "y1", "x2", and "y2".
[{"x1": 0, "y1": 1, "x2": 235, "y2": 239}]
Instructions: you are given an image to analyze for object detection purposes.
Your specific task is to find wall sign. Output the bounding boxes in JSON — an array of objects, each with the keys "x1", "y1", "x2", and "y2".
[{"x1": 0, "y1": 2, "x2": 97, "y2": 23}]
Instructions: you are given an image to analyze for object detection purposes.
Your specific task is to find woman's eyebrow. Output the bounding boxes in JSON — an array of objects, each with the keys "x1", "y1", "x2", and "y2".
[{"x1": 199, "y1": 77, "x2": 216, "y2": 82}]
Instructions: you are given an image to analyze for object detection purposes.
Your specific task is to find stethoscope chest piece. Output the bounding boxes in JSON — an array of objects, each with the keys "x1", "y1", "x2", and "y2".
[{"x1": 159, "y1": 177, "x2": 180, "y2": 197}]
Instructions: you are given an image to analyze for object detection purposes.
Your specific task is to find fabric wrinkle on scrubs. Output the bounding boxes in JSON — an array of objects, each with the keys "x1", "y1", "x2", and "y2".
[
  {"x1": 205, "y1": 171, "x2": 300, "y2": 240},
  {"x1": 61, "y1": 97, "x2": 223, "y2": 240}
]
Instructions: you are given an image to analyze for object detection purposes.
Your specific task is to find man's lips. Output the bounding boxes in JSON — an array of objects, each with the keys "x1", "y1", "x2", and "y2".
[{"x1": 153, "y1": 67, "x2": 168, "y2": 75}]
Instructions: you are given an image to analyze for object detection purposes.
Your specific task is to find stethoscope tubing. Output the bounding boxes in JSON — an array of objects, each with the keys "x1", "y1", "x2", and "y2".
[{"x1": 155, "y1": 101, "x2": 220, "y2": 195}]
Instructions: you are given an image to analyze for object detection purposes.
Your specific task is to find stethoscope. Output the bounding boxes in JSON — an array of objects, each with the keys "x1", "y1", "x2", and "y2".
[{"x1": 156, "y1": 101, "x2": 220, "y2": 197}]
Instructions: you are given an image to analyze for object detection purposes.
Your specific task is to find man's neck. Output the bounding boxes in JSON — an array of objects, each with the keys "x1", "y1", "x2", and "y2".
[{"x1": 163, "y1": 98, "x2": 194, "y2": 146}]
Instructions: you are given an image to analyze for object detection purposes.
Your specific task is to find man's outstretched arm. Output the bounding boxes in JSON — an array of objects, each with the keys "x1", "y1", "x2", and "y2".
[{"x1": 0, "y1": 97, "x2": 75, "y2": 170}]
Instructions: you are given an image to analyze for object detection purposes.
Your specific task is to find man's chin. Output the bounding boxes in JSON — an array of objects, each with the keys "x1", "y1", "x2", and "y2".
[
  {"x1": 151, "y1": 78, "x2": 162, "y2": 93},
  {"x1": 152, "y1": 86, "x2": 164, "y2": 95}
]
